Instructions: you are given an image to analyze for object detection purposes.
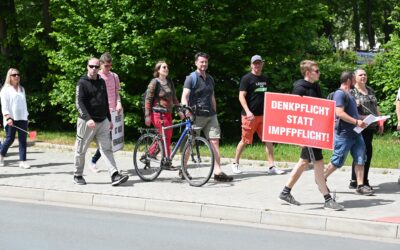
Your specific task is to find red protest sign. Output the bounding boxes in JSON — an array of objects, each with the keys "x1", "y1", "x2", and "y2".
[{"x1": 262, "y1": 92, "x2": 335, "y2": 150}]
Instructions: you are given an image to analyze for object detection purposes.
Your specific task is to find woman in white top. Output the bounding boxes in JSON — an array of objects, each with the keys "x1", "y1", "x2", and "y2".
[{"x1": 0, "y1": 68, "x2": 30, "y2": 169}]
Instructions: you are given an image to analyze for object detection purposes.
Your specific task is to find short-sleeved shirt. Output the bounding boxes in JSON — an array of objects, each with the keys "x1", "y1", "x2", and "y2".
[
  {"x1": 99, "y1": 71, "x2": 120, "y2": 110},
  {"x1": 239, "y1": 73, "x2": 270, "y2": 116},
  {"x1": 333, "y1": 89, "x2": 359, "y2": 137},
  {"x1": 183, "y1": 72, "x2": 215, "y2": 117}
]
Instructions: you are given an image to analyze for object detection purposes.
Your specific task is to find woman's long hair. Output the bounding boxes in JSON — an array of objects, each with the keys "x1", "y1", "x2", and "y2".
[
  {"x1": 153, "y1": 60, "x2": 167, "y2": 78},
  {"x1": 3, "y1": 68, "x2": 20, "y2": 90}
]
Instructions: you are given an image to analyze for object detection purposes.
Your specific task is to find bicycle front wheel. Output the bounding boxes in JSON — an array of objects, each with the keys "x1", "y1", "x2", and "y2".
[
  {"x1": 133, "y1": 134, "x2": 164, "y2": 181},
  {"x1": 181, "y1": 136, "x2": 214, "y2": 187}
]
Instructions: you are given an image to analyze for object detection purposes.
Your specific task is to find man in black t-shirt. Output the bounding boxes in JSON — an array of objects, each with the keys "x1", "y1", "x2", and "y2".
[
  {"x1": 278, "y1": 60, "x2": 344, "y2": 210},
  {"x1": 231, "y1": 55, "x2": 284, "y2": 175}
]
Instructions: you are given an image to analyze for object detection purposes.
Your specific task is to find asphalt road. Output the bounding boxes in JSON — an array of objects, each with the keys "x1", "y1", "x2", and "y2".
[{"x1": 0, "y1": 200, "x2": 398, "y2": 250}]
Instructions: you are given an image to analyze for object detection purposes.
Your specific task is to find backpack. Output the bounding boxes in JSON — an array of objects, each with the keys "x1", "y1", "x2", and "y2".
[
  {"x1": 327, "y1": 88, "x2": 350, "y2": 130},
  {"x1": 142, "y1": 80, "x2": 160, "y2": 114},
  {"x1": 326, "y1": 88, "x2": 349, "y2": 107}
]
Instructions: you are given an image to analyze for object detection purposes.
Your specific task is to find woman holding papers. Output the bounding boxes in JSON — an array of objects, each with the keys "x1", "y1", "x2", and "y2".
[{"x1": 349, "y1": 69, "x2": 383, "y2": 189}]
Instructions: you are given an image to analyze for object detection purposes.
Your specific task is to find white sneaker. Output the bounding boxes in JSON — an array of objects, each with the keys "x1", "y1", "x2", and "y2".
[
  {"x1": 19, "y1": 161, "x2": 31, "y2": 169},
  {"x1": 267, "y1": 166, "x2": 284, "y2": 175},
  {"x1": 89, "y1": 162, "x2": 100, "y2": 173},
  {"x1": 0, "y1": 156, "x2": 4, "y2": 167},
  {"x1": 231, "y1": 162, "x2": 242, "y2": 174}
]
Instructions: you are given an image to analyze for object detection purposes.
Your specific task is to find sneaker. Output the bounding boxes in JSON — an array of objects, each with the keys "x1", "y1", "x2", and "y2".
[
  {"x1": 355, "y1": 185, "x2": 374, "y2": 196},
  {"x1": 73, "y1": 175, "x2": 86, "y2": 185},
  {"x1": 349, "y1": 180, "x2": 357, "y2": 189},
  {"x1": 231, "y1": 162, "x2": 242, "y2": 174},
  {"x1": 364, "y1": 180, "x2": 373, "y2": 190},
  {"x1": 111, "y1": 172, "x2": 129, "y2": 186},
  {"x1": 267, "y1": 166, "x2": 284, "y2": 175},
  {"x1": 178, "y1": 169, "x2": 192, "y2": 180},
  {"x1": 279, "y1": 192, "x2": 300, "y2": 206},
  {"x1": 89, "y1": 162, "x2": 100, "y2": 173},
  {"x1": 162, "y1": 163, "x2": 178, "y2": 171},
  {"x1": 19, "y1": 161, "x2": 31, "y2": 169},
  {"x1": 324, "y1": 199, "x2": 344, "y2": 211},
  {"x1": 214, "y1": 172, "x2": 233, "y2": 182}
]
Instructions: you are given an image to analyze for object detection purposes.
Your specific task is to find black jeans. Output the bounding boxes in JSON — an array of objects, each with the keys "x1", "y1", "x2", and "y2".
[
  {"x1": 351, "y1": 129, "x2": 374, "y2": 183},
  {"x1": 91, "y1": 149, "x2": 102, "y2": 163}
]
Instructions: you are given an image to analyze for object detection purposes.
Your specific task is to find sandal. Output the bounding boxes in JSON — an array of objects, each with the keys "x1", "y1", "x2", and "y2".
[
  {"x1": 214, "y1": 172, "x2": 233, "y2": 182},
  {"x1": 178, "y1": 169, "x2": 192, "y2": 180}
]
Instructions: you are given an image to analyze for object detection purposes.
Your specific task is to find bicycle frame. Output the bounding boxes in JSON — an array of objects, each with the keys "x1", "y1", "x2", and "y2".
[{"x1": 159, "y1": 117, "x2": 193, "y2": 161}]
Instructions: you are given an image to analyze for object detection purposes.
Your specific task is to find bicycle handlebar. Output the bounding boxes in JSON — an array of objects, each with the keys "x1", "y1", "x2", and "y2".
[{"x1": 175, "y1": 104, "x2": 209, "y2": 122}]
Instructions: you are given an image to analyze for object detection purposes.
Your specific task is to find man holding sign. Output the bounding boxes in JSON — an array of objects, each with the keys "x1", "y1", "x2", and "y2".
[
  {"x1": 278, "y1": 60, "x2": 343, "y2": 210},
  {"x1": 231, "y1": 55, "x2": 283, "y2": 175}
]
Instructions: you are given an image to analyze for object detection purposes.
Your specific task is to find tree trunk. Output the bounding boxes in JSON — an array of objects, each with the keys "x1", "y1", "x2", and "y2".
[
  {"x1": 352, "y1": 1, "x2": 361, "y2": 50},
  {"x1": 42, "y1": 0, "x2": 52, "y2": 36},
  {"x1": 383, "y1": 2, "x2": 393, "y2": 43},
  {"x1": 365, "y1": 0, "x2": 375, "y2": 50},
  {"x1": 0, "y1": 17, "x2": 8, "y2": 57}
]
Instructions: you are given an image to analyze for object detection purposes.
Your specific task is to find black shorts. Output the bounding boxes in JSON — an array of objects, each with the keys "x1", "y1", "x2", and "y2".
[{"x1": 300, "y1": 147, "x2": 323, "y2": 161}]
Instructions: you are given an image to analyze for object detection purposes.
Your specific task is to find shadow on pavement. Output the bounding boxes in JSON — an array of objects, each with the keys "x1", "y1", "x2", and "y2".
[{"x1": 340, "y1": 198, "x2": 395, "y2": 209}]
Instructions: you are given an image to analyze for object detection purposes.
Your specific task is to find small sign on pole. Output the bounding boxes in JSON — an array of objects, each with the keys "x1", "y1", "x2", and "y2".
[{"x1": 111, "y1": 110, "x2": 124, "y2": 152}]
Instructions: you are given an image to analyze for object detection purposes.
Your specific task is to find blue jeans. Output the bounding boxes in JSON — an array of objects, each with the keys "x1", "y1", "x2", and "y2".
[
  {"x1": 330, "y1": 133, "x2": 366, "y2": 169},
  {"x1": 1, "y1": 120, "x2": 28, "y2": 161}
]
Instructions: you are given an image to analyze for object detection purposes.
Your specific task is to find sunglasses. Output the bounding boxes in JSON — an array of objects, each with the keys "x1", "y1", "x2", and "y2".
[
  {"x1": 103, "y1": 64, "x2": 112, "y2": 68},
  {"x1": 312, "y1": 69, "x2": 320, "y2": 74},
  {"x1": 88, "y1": 65, "x2": 100, "y2": 69},
  {"x1": 10, "y1": 74, "x2": 20, "y2": 77}
]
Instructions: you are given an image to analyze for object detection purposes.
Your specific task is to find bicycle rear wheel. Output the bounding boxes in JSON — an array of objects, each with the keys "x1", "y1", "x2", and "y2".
[
  {"x1": 181, "y1": 136, "x2": 214, "y2": 187},
  {"x1": 133, "y1": 134, "x2": 164, "y2": 181}
]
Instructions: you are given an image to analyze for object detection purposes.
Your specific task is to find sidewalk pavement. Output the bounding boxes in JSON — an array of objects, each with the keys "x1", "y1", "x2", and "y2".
[{"x1": 0, "y1": 142, "x2": 399, "y2": 240}]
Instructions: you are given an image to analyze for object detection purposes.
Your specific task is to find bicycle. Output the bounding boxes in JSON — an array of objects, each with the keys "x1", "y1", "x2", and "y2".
[{"x1": 133, "y1": 105, "x2": 215, "y2": 187}]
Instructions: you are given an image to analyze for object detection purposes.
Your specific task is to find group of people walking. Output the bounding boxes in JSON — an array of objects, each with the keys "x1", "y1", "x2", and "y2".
[
  {"x1": 1, "y1": 51, "x2": 396, "y2": 210},
  {"x1": 278, "y1": 62, "x2": 383, "y2": 211}
]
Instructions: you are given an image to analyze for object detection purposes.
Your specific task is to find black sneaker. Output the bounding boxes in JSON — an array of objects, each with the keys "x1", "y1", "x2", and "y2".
[
  {"x1": 214, "y1": 172, "x2": 233, "y2": 182},
  {"x1": 364, "y1": 180, "x2": 373, "y2": 190},
  {"x1": 111, "y1": 172, "x2": 129, "y2": 186},
  {"x1": 73, "y1": 175, "x2": 86, "y2": 185},
  {"x1": 349, "y1": 180, "x2": 357, "y2": 189},
  {"x1": 163, "y1": 164, "x2": 178, "y2": 171},
  {"x1": 279, "y1": 192, "x2": 300, "y2": 206}
]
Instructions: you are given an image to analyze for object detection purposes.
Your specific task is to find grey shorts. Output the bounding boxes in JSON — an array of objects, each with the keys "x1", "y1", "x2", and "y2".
[{"x1": 194, "y1": 115, "x2": 221, "y2": 139}]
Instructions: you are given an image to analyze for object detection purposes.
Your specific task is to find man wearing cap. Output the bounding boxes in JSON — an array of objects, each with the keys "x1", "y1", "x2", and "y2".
[{"x1": 231, "y1": 55, "x2": 284, "y2": 175}]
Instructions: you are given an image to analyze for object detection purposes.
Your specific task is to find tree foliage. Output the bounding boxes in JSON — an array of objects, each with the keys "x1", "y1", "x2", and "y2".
[
  {"x1": 1, "y1": 0, "x2": 399, "y2": 139},
  {"x1": 369, "y1": 5, "x2": 400, "y2": 129}
]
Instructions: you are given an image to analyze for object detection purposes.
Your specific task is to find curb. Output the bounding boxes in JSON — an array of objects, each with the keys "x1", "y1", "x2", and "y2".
[{"x1": 0, "y1": 185, "x2": 398, "y2": 240}]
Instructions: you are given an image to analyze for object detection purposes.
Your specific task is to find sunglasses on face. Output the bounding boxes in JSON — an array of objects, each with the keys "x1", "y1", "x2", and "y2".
[
  {"x1": 312, "y1": 69, "x2": 320, "y2": 74},
  {"x1": 103, "y1": 64, "x2": 112, "y2": 68},
  {"x1": 10, "y1": 74, "x2": 20, "y2": 77},
  {"x1": 88, "y1": 65, "x2": 100, "y2": 69}
]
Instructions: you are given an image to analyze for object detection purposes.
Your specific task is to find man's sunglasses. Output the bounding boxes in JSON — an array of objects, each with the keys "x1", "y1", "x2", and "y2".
[{"x1": 88, "y1": 65, "x2": 100, "y2": 69}]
